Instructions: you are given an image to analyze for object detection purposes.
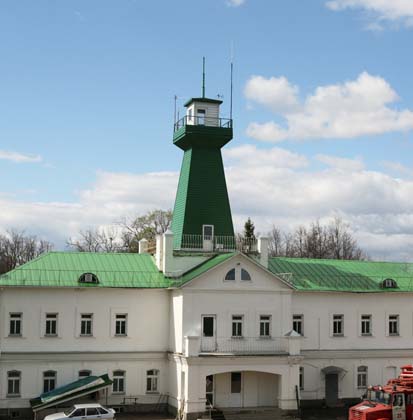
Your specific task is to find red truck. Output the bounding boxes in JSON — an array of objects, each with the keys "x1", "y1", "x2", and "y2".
[{"x1": 350, "y1": 366, "x2": 413, "y2": 420}]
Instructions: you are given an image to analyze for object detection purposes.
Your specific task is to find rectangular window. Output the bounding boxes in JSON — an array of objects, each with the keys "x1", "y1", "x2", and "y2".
[
  {"x1": 299, "y1": 367, "x2": 304, "y2": 390},
  {"x1": 389, "y1": 315, "x2": 399, "y2": 336},
  {"x1": 232, "y1": 315, "x2": 243, "y2": 337},
  {"x1": 333, "y1": 314, "x2": 344, "y2": 336},
  {"x1": 43, "y1": 371, "x2": 56, "y2": 393},
  {"x1": 202, "y1": 316, "x2": 215, "y2": 337},
  {"x1": 113, "y1": 371, "x2": 125, "y2": 394},
  {"x1": 361, "y1": 314, "x2": 372, "y2": 336},
  {"x1": 9, "y1": 313, "x2": 22, "y2": 336},
  {"x1": 197, "y1": 109, "x2": 206, "y2": 125},
  {"x1": 45, "y1": 313, "x2": 58, "y2": 336},
  {"x1": 80, "y1": 314, "x2": 93, "y2": 336},
  {"x1": 293, "y1": 314, "x2": 304, "y2": 335},
  {"x1": 260, "y1": 315, "x2": 271, "y2": 337},
  {"x1": 231, "y1": 372, "x2": 242, "y2": 394},
  {"x1": 146, "y1": 369, "x2": 159, "y2": 393},
  {"x1": 115, "y1": 314, "x2": 127, "y2": 336},
  {"x1": 7, "y1": 371, "x2": 20, "y2": 396},
  {"x1": 203, "y1": 225, "x2": 214, "y2": 240},
  {"x1": 357, "y1": 366, "x2": 368, "y2": 389}
]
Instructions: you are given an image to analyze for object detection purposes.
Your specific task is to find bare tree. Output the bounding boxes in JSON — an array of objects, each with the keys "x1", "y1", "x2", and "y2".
[
  {"x1": 268, "y1": 217, "x2": 366, "y2": 260},
  {"x1": 0, "y1": 230, "x2": 53, "y2": 274},
  {"x1": 67, "y1": 209, "x2": 172, "y2": 253}
]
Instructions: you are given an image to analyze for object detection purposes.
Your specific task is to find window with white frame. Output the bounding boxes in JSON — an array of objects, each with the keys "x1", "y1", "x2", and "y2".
[
  {"x1": 357, "y1": 366, "x2": 368, "y2": 389},
  {"x1": 79, "y1": 370, "x2": 91, "y2": 379},
  {"x1": 293, "y1": 314, "x2": 304, "y2": 335},
  {"x1": 389, "y1": 314, "x2": 399, "y2": 336},
  {"x1": 361, "y1": 314, "x2": 372, "y2": 336},
  {"x1": 333, "y1": 314, "x2": 344, "y2": 336},
  {"x1": 45, "y1": 313, "x2": 58, "y2": 336},
  {"x1": 43, "y1": 371, "x2": 56, "y2": 393},
  {"x1": 146, "y1": 369, "x2": 159, "y2": 393},
  {"x1": 232, "y1": 315, "x2": 243, "y2": 337},
  {"x1": 299, "y1": 367, "x2": 304, "y2": 390},
  {"x1": 80, "y1": 313, "x2": 93, "y2": 336},
  {"x1": 112, "y1": 370, "x2": 125, "y2": 394},
  {"x1": 9, "y1": 313, "x2": 22, "y2": 336},
  {"x1": 259, "y1": 315, "x2": 271, "y2": 337},
  {"x1": 115, "y1": 314, "x2": 127, "y2": 336},
  {"x1": 7, "y1": 371, "x2": 21, "y2": 396}
]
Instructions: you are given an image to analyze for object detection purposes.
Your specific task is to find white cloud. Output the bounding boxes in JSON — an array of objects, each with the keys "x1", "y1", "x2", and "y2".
[
  {"x1": 326, "y1": 0, "x2": 413, "y2": 28},
  {"x1": 316, "y1": 154, "x2": 364, "y2": 171},
  {"x1": 0, "y1": 150, "x2": 42, "y2": 163},
  {"x1": 2, "y1": 146, "x2": 413, "y2": 260},
  {"x1": 227, "y1": 0, "x2": 245, "y2": 6},
  {"x1": 244, "y1": 76, "x2": 299, "y2": 113},
  {"x1": 382, "y1": 161, "x2": 413, "y2": 177},
  {"x1": 246, "y1": 72, "x2": 413, "y2": 142}
]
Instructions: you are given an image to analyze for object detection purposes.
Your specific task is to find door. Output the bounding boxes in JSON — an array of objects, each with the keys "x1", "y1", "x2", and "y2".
[
  {"x1": 202, "y1": 315, "x2": 216, "y2": 351},
  {"x1": 202, "y1": 225, "x2": 214, "y2": 251},
  {"x1": 393, "y1": 393, "x2": 406, "y2": 420},
  {"x1": 229, "y1": 372, "x2": 242, "y2": 407},
  {"x1": 197, "y1": 109, "x2": 206, "y2": 125},
  {"x1": 325, "y1": 373, "x2": 339, "y2": 407},
  {"x1": 206, "y1": 375, "x2": 214, "y2": 407}
]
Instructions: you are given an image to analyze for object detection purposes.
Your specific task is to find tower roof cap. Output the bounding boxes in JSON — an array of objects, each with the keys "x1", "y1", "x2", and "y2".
[{"x1": 184, "y1": 97, "x2": 223, "y2": 107}]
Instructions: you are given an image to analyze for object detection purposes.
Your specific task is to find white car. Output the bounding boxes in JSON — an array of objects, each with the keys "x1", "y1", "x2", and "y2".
[{"x1": 44, "y1": 403, "x2": 116, "y2": 420}]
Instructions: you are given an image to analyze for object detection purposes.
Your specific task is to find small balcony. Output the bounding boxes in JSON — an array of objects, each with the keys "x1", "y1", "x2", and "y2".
[
  {"x1": 200, "y1": 336, "x2": 289, "y2": 355},
  {"x1": 174, "y1": 115, "x2": 232, "y2": 132},
  {"x1": 175, "y1": 235, "x2": 258, "y2": 254}
]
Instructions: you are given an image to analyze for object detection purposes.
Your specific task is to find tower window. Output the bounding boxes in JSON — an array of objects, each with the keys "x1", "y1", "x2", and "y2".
[
  {"x1": 197, "y1": 109, "x2": 206, "y2": 125},
  {"x1": 203, "y1": 225, "x2": 214, "y2": 240}
]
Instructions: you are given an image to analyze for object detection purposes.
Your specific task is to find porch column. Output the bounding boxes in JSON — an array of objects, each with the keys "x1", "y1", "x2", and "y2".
[
  {"x1": 183, "y1": 364, "x2": 206, "y2": 420},
  {"x1": 278, "y1": 364, "x2": 300, "y2": 410}
]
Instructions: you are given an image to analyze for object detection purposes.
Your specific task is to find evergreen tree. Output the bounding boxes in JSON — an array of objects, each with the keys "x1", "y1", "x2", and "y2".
[{"x1": 243, "y1": 217, "x2": 256, "y2": 240}]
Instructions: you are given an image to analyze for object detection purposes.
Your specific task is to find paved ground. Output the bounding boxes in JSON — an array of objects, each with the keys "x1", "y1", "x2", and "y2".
[{"x1": 117, "y1": 415, "x2": 175, "y2": 420}]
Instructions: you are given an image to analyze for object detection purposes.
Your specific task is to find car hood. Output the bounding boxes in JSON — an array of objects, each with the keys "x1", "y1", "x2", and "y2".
[{"x1": 44, "y1": 413, "x2": 67, "y2": 420}]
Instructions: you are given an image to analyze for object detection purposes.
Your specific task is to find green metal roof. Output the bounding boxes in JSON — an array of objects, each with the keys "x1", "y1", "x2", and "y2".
[
  {"x1": 269, "y1": 257, "x2": 413, "y2": 292},
  {"x1": 0, "y1": 252, "x2": 170, "y2": 288},
  {"x1": 176, "y1": 252, "x2": 236, "y2": 285},
  {"x1": 184, "y1": 97, "x2": 223, "y2": 107},
  {"x1": 0, "y1": 251, "x2": 237, "y2": 289}
]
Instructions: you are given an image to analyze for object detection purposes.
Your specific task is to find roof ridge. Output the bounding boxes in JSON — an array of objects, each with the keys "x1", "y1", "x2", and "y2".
[{"x1": 270, "y1": 257, "x2": 412, "y2": 265}]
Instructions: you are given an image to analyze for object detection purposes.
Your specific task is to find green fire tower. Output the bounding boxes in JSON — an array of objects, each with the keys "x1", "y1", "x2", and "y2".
[{"x1": 171, "y1": 83, "x2": 235, "y2": 251}]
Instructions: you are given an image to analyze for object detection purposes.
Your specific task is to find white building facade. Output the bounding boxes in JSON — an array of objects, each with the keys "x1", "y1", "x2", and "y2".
[{"x1": 1, "y1": 93, "x2": 412, "y2": 420}]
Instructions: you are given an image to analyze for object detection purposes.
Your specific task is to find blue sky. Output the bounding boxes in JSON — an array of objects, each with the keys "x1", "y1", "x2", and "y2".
[{"x1": 1, "y1": 0, "x2": 413, "y2": 259}]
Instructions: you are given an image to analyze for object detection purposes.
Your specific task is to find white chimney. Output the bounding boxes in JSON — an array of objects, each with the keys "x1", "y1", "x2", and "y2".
[
  {"x1": 162, "y1": 229, "x2": 174, "y2": 276},
  {"x1": 258, "y1": 236, "x2": 269, "y2": 268},
  {"x1": 155, "y1": 234, "x2": 164, "y2": 271},
  {"x1": 139, "y1": 238, "x2": 148, "y2": 254}
]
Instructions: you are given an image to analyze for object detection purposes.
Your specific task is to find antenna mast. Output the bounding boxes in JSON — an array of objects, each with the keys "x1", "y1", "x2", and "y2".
[
  {"x1": 230, "y1": 43, "x2": 234, "y2": 121},
  {"x1": 202, "y1": 56, "x2": 206, "y2": 98}
]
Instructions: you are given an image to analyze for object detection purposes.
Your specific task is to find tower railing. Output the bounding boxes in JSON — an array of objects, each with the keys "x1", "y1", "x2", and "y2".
[
  {"x1": 176, "y1": 235, "x2": 258, "y2": 254},
  {"x1": 174, "y1": 116, "x2": 232, "y2": 132}
]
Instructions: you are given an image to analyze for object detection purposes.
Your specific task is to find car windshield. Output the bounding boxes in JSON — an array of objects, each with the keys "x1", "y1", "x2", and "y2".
[
  {"x1": 367, "y1": 390, "x2": 391, "y2": 405},
  {"x1": 64, "y1": 406, "x2": 76, "y2": 416}
]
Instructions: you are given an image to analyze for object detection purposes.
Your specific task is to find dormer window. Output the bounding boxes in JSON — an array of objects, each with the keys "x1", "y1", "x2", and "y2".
[
  {"x1": 225, "y1": 269, "x2": 236, "y2": 281},
  {"x1": 241, "y1": 269, "x2": 251, "y2": 281},
  {"x1": 382, "y1": 278, "x2": 398, "y2": 289},
  {"x1": 78, "y1": 273, "x2": 99, "y2": 284}
]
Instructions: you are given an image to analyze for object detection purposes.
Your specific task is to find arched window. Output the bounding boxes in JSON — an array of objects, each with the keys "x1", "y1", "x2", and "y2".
[
  {"x1": 112, "y1": 370, "x2": 125, "y2": 394},
  {"x1": 43, "y1": 370, "x2": 56, "y2": 393},
  {"x1": 241, "y1": 269, "x2": 251, "y2": 281},
  {"x1": 357, "y1": 366, "x2": 368, "y2": 389},
  {"x1": 7, "y1": 371, "x2": 21, "y2": 396},
  {"x1": 79, "y1": 370, "x2": 91, "y2": 379},
  {"x1": 78, "y1": 273, "x2": 99, "y2": 284},
  {"x1": 382, "y1": 278, "x2": 398, "y2": 289},
  {"x1": 146, "y1": 369, "x2": 159, "y2": 393},
  {"x1": 224, "y1": 269, "x2": 236, "y2": 281}
]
